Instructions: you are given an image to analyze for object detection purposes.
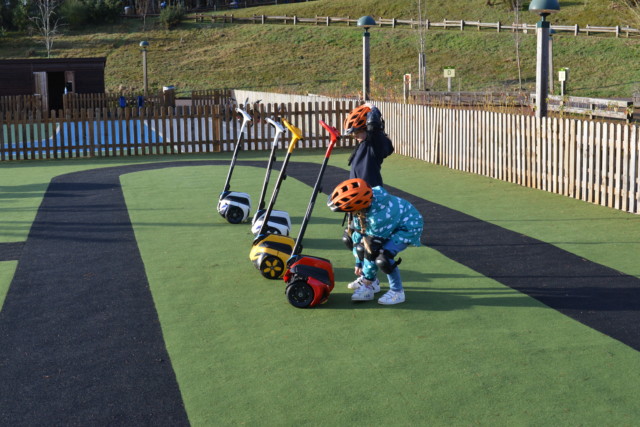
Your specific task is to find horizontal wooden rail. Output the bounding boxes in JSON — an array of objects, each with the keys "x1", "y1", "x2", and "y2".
[
  {"x1": 195, "y1": 14, "x2": 640, "y2": 37},
  {"x1": 410, "y1": 91, "x2": 529, "y2": 107},
  {"x1": 531, "y1": 94, "x2": 634, "y2": 122}
]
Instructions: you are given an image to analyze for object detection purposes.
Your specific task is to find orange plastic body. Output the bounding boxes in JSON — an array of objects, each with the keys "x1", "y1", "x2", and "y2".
[{"x1": 284, "y1": 255, "x2": 335, "y2": 307}]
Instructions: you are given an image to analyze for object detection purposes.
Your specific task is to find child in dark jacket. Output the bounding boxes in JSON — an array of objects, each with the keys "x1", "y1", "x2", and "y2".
[
  {"x1": 344, "y1": 104, "x2": 394, "y2": 188},
  {"x1": 328, "y1": 178, "x2": 423, "y2": 305}
]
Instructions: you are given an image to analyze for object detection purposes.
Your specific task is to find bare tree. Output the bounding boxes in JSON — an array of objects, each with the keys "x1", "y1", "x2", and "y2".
[
  {"x1": 416, "y1": 0, "x2": 427, "y2": 91},
  {"x1": 30, "y1": 0, "x2": 62, "y2": 58},
  {"x1": 512, "y1": 0, "x2": 523, "y2": 90},
  {"x1": 505, "y1": 0, "x2": 520, "y2": 10},
  {"x1": 136, "y1": 0, "x2": 157, "y2": 30}
]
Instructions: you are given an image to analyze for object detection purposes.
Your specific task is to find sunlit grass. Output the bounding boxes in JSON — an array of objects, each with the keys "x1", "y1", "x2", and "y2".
[{"x1": 0, "y1": 0, "x2": 638, "y2": 98}]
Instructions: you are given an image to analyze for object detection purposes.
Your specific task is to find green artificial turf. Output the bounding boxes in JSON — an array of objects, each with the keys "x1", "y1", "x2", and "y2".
[
  {"x1": 3, "y1": 151, "x2": 640, "y2": 424},
  {"x1": 0, "y1": 261, "x2": 16, "y2": 311},
  {"x1": 119, "y1": 156, "x2": 640, "y2": 426}
]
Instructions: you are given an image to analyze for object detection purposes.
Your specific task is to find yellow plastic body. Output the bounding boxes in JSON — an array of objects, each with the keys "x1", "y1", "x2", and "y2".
[{"x1": 249, "y1": 234, "x2": 295, "y2": 279}]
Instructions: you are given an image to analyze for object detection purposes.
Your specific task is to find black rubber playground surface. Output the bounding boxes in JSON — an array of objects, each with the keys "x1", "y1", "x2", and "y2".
[{"x1": 1, "y1": 160, "x2": 640, "y2": 425}]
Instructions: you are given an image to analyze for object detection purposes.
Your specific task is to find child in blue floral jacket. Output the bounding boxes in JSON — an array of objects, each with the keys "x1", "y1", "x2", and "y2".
[{"x1": 328, "y1": 178, "x2": 423, "y2": 305}]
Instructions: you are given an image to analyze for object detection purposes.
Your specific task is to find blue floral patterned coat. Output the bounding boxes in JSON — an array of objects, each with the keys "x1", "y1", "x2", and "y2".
[{"x1": 351, "y1": 186, "x2": 423, "y2": 247}]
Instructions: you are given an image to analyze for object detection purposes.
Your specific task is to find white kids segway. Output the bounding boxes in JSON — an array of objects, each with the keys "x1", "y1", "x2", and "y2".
[
  {"x1": 217, "y1": 104, "x2": 253, "y2": 224},
  {"x1": 251, "y1": 117, "x2": 292, "y2": 236}
]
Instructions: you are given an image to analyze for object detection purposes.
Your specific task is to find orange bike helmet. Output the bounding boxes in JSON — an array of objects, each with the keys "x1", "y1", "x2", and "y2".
[
  {"x1": 343, "y1": 105, "x2": 371, "y2": 135},
  {"x1": 327, "y1": 178, "x2": 373, "y2": 212}
]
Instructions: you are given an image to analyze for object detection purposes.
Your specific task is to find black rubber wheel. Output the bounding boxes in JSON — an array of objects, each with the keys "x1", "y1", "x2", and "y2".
[
  {"x1": 225, "y1": 206, "x2": 244, "y2": 224},
  {"x1": 259, "y1": 255, "x2": 285, "y2": 280},
  {"x1": 286, "y1": 280, "x2": 314, "y2": 308}
]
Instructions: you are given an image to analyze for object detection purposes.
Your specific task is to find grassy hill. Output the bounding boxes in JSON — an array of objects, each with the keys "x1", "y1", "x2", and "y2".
[{"x1": 0, "y1": 0, "x2": 639, "y2": 99}]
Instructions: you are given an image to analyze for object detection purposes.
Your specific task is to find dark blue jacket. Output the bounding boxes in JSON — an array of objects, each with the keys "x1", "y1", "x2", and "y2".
[{"x1": 348, "y1": 131, "x2": 394, "y2": 188}]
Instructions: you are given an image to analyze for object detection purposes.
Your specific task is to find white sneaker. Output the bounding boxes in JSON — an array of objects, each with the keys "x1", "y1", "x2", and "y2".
[
  {"x1": 352, "y1": 285, "x2": 375, "y2": 301},
  {"x1": 347, "y1": 276, "x2": 365, "y2": 290},
  {"x1": 378, "y1": 290, "x2": 405, "y2": 305},
  {"x1": 347, "y1": 276, "x2": 381, "y2": 293}
]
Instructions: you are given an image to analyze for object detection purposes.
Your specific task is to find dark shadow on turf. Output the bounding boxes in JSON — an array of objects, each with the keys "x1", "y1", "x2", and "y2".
[
  {"x1": 2, "y1": 159, "x2": 640, "y2": 425},
  {"x1": 285, "y1": 162, "x2": 640, "y2": 351},
  {"x1": 0, "y1": 242, "x2": 24, "y2": 261}
]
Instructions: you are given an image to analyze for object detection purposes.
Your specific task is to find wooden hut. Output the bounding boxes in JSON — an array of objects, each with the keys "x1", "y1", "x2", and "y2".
[{"x1": 0, "y1": 58, "x2": 106, "y2": 112}]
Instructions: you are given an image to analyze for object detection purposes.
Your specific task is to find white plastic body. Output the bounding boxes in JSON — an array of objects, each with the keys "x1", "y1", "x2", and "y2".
[
  {"x1": 217, "y1": 191, "x2": 252, "y2": 223},
  {"x1": 251, "y1": 210, "x2": 291, "y2": 236}
]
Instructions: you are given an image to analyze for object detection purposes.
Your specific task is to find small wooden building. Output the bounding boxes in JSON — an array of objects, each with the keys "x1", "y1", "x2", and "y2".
[{"x1": 0, "y1": 58, "x2": 106, "y2": 111}]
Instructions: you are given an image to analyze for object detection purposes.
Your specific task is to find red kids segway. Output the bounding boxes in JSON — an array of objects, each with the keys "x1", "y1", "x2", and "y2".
[{"x1": 283, "y1": 120, "x2": 340, "y2": 308}]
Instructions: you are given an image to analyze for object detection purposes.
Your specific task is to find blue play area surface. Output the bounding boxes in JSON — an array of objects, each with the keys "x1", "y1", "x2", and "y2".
[{"x1": 1, "y1": 119, "x2": 162, "y2": 158}]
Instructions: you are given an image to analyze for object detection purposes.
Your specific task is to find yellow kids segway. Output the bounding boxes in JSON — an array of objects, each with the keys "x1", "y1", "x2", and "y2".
[{"x1": 249, "y1": 118, "x2": 303, "y2": 279}]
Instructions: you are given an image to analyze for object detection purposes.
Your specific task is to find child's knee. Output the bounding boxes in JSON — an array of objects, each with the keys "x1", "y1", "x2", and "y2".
[{"x1": 376, "y1": 249, "x2": 401, "y2": 274}]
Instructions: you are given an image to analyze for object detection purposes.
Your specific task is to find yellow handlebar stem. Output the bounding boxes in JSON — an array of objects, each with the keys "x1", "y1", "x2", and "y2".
[{"x1": 281, "y1": 118, "x2": 304, "y2": 154}]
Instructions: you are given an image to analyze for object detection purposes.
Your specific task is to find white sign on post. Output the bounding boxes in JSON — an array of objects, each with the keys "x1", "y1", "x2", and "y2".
[
  {"x1": 444, "y1": 67, "x2": 455, "y2": 92},
  {"x1": 558, "y1": 68, "x2": 568, "y2": 82},
  {"x1": 558, "y1": 68, "x2": 569, "y2": 96}
]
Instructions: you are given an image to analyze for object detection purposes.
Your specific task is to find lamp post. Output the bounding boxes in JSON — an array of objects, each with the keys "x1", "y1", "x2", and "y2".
[
  {"x1": 529, "y1": 0, "x2": 560, "y2": 118},
  {"x1": 357, "y1": 15, "x2": 376, "y2": 101},
  {"x1": 548, "y1": 29, "x2": 556, "y2": 94},
  {"x1": 140, "y1": 40, "x2": 149, "y2": 97}
]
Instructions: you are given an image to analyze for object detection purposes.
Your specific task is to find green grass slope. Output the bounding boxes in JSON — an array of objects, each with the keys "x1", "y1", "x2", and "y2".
[
  {"x1": 232, "y1": 0, "x2": 633, "y2": 27},
  {"x1": 0, "y1": 0, "x2": 638, "y2": 98}
]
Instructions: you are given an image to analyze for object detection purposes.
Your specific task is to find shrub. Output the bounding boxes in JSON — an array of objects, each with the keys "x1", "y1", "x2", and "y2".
[
  {"x1": 159, "y1": 5, "x2": 185, "y2": 30},
  {"x1": 60, "y1": 0, "x2": 123, "y2": 29},
  {"x1": 11, "y1": 1, "x2": 32, "y2": 32},
  {"x1": 60, "y1": 0, "x2": 90, "y2": 29}
]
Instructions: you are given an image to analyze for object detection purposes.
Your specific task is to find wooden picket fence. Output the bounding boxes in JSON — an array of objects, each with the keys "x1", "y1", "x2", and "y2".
[
  {"x1": 378, "y1": 101, "x2": 640, "y2": 213},
  {"x1": 0, "y1": 95, "x2": 42, "y2": 113},
  {"x1": 192, "y1": 89, "x2": 234, "y2": 106},
  {"x1": 62, "y1": 92, "x2": 177, "y2": 111},
  {"x1": 2, "y1": 93, "x2": 640, "y2": 214},
  {"x1": 0, "y1": 100, "x2": 358, "y2": 161}
]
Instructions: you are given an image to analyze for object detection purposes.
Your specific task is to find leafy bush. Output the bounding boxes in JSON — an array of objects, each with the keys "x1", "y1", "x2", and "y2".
[
  {"x1": 159, "y1": 5, "x2": 185, "y2": 30},
  {"x1": 60, "y1": 0, "x2": 123, "y2": 29},
  {"x1": 60, "y1": 0, "x2": 90, "y2": 29},
  {"x1": 10, "y1": 1, "x2": 32, "y2": 32},
  {"x1": 91, "y1": 0, "x2": 124, "y2": 24}
]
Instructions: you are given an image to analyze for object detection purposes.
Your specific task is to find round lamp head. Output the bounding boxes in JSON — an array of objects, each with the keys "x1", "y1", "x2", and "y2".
[
  {"x1": 139, "y1": 40, "x2": 149, "y2": 49},
  {"x1": 357, "y1": 15, "x2": 376, "y2": 29},
  {"x1": 529, "y1": 0, "x2": 560, "y2": 14}
]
